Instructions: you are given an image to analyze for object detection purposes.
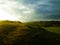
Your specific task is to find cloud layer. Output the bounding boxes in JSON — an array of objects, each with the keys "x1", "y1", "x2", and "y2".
[{"x1": 0, "y1": 0, "x2": 60, "y2": 22}]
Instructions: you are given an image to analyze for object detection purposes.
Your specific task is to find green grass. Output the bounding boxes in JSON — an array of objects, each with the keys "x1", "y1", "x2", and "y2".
[
  {"x1": 0, "y1": 21, "x2": 60, "y2": 45},
  {"x1": 44, "y1": 27, "x2": 60, "y2": 34}
]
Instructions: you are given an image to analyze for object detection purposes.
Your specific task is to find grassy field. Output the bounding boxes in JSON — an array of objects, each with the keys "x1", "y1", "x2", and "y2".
[
  {"x1": 0, "y1": 21, "x2": 60, "y2": 45},
  {"x1": 44, "y1": 27, "x2": 60, "y2": 34}
]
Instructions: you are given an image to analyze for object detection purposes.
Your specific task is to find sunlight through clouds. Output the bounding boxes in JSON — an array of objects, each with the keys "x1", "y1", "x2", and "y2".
[
  {"x1": 0, "y1": 8, "x2": 19, "y2": 21},
  {"x1": 0, "y1": 0, "x2": 21, "y2": 21},
  {"x1": 0, "y1": 0, "x2": 60, "y2": 22},
  {"x1": 0, "y1": 0, "x2": 35, "y2": 22},
  {"x1": 0, "y1": 0, "x2": 37, "y2": 22}
]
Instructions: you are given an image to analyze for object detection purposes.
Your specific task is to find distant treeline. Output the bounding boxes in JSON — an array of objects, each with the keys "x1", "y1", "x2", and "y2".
[{"x1": 26, "y1": 21, "x2": 60, "y2": 27}]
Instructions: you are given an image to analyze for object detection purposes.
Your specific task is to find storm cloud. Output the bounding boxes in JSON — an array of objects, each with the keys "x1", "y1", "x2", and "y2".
[{"x1": 0, "y1": 0, "x2": 60, "y2": 22}]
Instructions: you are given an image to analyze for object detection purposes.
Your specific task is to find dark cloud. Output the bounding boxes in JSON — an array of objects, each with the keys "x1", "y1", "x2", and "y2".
[
  {"x1": 1, "y1": 0, "x2": 60, "y2": 22},
  {"x1": 46, "y1": 15, "x2": 60, "y2": 19},
  {"x1": 10, "y1": 0, "x2": 60, "y2": 21}
]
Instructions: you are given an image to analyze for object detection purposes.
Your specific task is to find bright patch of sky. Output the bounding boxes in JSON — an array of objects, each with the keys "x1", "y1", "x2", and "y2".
[{"x1": 0, "y1": 0, "x2": 60, "y2": 22}]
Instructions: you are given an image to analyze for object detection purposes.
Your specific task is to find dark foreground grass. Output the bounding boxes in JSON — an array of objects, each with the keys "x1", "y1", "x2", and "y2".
[{"x1": 0, "y1": 21, "x2": 60, "y2": 45}]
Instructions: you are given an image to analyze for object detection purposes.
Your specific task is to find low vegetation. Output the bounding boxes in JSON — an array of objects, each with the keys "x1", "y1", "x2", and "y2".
[
  {"x1": 0, "y1": 20, "x2": 60, "y2": 45},
  {"x1": 26, "y1": 21, "x2": 60, "y2": 27}
]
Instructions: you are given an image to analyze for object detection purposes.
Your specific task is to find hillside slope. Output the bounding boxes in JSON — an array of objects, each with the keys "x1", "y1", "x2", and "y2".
[{"x1": 0, "y1": 21, "x2": 60, "y2": 45}]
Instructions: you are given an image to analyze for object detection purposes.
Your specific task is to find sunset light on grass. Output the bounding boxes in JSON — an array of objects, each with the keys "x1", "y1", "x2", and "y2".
[{"x1": 0, "y1": 0, "x2": 60, "y2": 45}]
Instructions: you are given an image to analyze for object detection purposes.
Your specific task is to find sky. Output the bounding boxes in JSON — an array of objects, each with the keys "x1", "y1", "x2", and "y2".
[{"x1": 0, "y1": 0, "x2": 60, "y2": 22}]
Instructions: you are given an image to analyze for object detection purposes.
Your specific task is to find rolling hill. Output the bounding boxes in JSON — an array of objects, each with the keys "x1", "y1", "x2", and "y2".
[{"x1": 0, "y1": 20, "x2": 60, "y2": 45}]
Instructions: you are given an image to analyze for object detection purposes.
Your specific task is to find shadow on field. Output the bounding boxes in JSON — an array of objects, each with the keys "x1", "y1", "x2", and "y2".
[{"x1": 0, "y1": 21, "x2": 60, "y2": 45}]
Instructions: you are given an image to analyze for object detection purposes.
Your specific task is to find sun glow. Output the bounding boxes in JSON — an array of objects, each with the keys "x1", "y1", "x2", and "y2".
[
  {"x1": 0, "y1": 9, "x2": 19, "y2": 21},
  {"x1": 0, "y1": 0, "x2": 20, "y2": 21}
]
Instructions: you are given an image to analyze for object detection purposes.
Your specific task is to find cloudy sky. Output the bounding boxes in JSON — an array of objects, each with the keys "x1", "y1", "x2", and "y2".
[{"x1": 0, "y1": 0, "x2": 60, "y2": 22}]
